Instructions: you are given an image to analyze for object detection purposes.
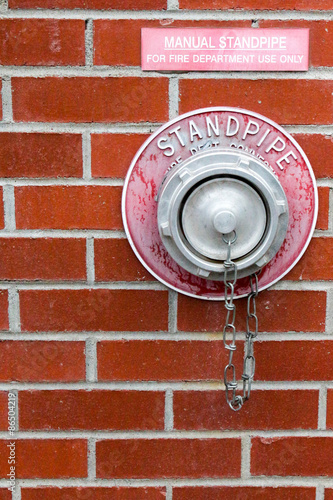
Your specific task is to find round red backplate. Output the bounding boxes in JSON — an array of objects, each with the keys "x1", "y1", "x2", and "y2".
[{"x1": 122, "y1": 107, "x2": 318, "y2": 300}]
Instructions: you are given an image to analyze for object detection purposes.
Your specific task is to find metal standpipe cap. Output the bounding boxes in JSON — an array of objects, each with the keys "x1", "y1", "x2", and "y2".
[
  {"x1": 157, "y1": 148, "x2": 289, "y2": 280},
  {"x1": 213, "y1": 211, "x2": 237, "y2": 234},
  {"x1": 181, "y1": 177, "x2": 267, "y2": 262}
]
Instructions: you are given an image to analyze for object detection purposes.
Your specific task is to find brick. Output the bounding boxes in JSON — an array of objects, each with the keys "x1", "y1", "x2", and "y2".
[
  {"x1": 0, "y1": 290, "x2": 8, "y2": 330},
  {"x1": 95, "y1": 239, "x2": 155, "y2": 281},
  {"x1": 0, "y1": 392, "x2": 8, "y2": 431},
  {"x1": 174, "y1": 390, "x2": 318, "y2": 430},
  {"x1": 10, "y1": 0, "x2": 166, "y2": 9},
  {"x1": 261, "y1": 20, "x2": 333, "y2": 68},
  {"x1": 179, "y1": 80, "x2": 333, "y2": 125},
  {"x1": 173, "y1": 487, "x2": 316, "y2": 500},
  {"x1": 0, "y1": 439, "x2": 87, "y2": 478},
  {"x1": 325, "y1": 490, "x2": 333, "y2": 500},
  {"x1": 0, "y1": 238, "x2": 86, "y2": 280},
  {"x1": 178, "y1": 290, "x2": 326, "y2": 333},
  {"x1": 179, "y1": 0, "x2": 333, "y2": 9},
  {"x1": 15, "y1": 186, "x2": 122, "y2": 230},
  {"x1": 97, "y1": 340, "x2": 242, "y2": 381},
  {"x1": 21, "y1": 488, "x2": 166, "y2": 500},
  {"x1": 20, "y1": 290, "x2": 168, "y2": 332},
  {"x1": 0, "y1": 341, "x2": 85, "y2": 381},
  {"x1": 256, "y1": 341, "x2": 333, "y2": 381},
  {"x1": 286, "y1": 238, "x2": 333, "y2": 280},
  {"x1": 317, "y1": 186, "x2": 329, "y2": 230},
  {"x1": 91, "y1": 133, "x2": 149, "y2": 178},
  {"x1": 0, "y1": 133, "x2": 82, "y2": 178},
  {"x1": 0, "y1": 187, "x2": 4, "y2": 229},
  {"x1": 96, "y1": 439, "x2": 241, "y2": 478},
  {"x1": 292, "y1": 134, "x2": 333, "y2": 179},
  {"x1": 0, "y1": 20, "x2": 85, "y2": 66},
  {"x1": 12, "y1": 77, "x2": 169, "y2": 123},
  {"x1": 324, "y1": 390, "x2": 333, "y2": 429},
  {"x1": 20, "y1": 390, "x2": 164, "y2": 430},
  {"x1": 0, "y1": 491, "x2": 11, "y2": 500},
  {"x1": 252, "y1": 437, "x2": 333, "y2": 476},
  {"x1": 94, "y1": 20, "x2": 251, "y2": 67}
]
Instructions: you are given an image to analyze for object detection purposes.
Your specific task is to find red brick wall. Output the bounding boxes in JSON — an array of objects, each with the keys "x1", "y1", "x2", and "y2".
[{"x1": 0, "y1": 0, "x2": 332, "y2": 498}]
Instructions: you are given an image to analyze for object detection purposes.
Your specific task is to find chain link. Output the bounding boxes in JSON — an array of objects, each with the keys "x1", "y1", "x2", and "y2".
[
  {"x1": 222, "y1": 232, "x2": 260, "y2": 412},
  {"x1": 243, "y1": 272, "x2": 259, "y2": 403}
]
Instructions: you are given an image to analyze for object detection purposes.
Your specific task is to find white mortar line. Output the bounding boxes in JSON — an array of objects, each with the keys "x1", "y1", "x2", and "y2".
[
  {"x1": 168, "y1": 290, "x2": 178, "y2": 333},
  {"x1": 86, "y1": 338, "x2": 98, "y2": 383},
  {"x1": 318, "y1": 385, "x2": 328, "y2": 431},
  {"x1": 316, "y1": 180, "x2": 333, "y2": 188},
  {"x1": 0, "y1": 122, "x2": 162, "y2": 133},
  {"x1": 169, "y1": 77, "x2": 179, "y2": 120},
  {"x1": 316, "y1": 485, "x2": 325, "y2": 500},
  {"x1": 0, "y1": 178, "x2": 123, "y2": 186},
  {"x1": 1, "y1": 77, "x2": 13, "y2": 122},
  {"x1": 2, "y1": 277, "x2": 333, "y2": 290},
  {"x1": 8, "y1": 287, "x2": 20, "y2": 333},
  {"x1": 85, "y1": 19, "x2": 94, "y2": 67},
  {"x1": 0, "y1": 230, "x2": 127, "y2": 238},
  {"x1": 314, "y1": 229, "x2": 333, "y2": 238},
  {"x1": 3, "y1": 185, "x2": 16, "y2": 231},
  {"x1": 251, "y1": 331, "x2": 332, "y2": 340},
  {"x1": 86, "y1": 237, "x2": 95, "y2": 285},
  {"x1": 281, "y1": 125, "x2": 333, "y2": 134},
  {"x1": 326, "y1": 290, "x2": 333, "y2": 334},
  {"x1": 4, "y1": 66, "x2": 333, "y2": 79},
  {"x1": 1, "y1": 9, "x2": 333, "y2": 20},
  {"x1": 1, "y1": 122, "x2": 333, "y2": 135},
  {"x1": 5, "y1": 479, "x2": 333, "y2": 489},
  {"x1": 0, "y1": 0, "x2": 8, "y2": 11},
  {"x1": 3, "y1": 429, "x2": 333, "y2": 438},
  {"x1": 0, "y1": 281, "x2": 166, "y2": 290},
  {"x1": 0, "y1": 277, "x2": 329, "y2": 291},
  {"x1": 0, "y1": 177, "x2": 124, "y2": 187},
  {"x1": 6, "y1": 478, "x2": 333, "y2": 487},
  {"x1": 241, "y1": 435, "x2": 251, "y2": 479},
  {"x1": 164, "y1": 388, "x2": 174, "y2": 431},
  {"x1": 0, "y1": 381, "x2": 330, "y2": 391},
  {"x1": 328, "y1": 182, "x2": 333, "y2": 233},
  {"x1": 176, "y1": 68, "x2": 333, "y2": 79},
  {"x1": 1, "y1": 66, "x2": 168, "y2": 77},
  {"x1": 167, "y1": 0, "x2": 179, "y2": 10},
  {"x1": 324, "y1": 187, "x2": 333, "y2": 238},
  {"x1": 82, "y1": 131, "x2": 92, "y2": 180},
  {"x1": 1, "y1": 331, "x2": 333, "y2": 341},
  {"x1": 271, "y1": 281, "x2": 333, "y2": 291},
  {"x1": 12, "y1": 485, "x2": 21, "y2": 500},
  {"x1": 166, "y1": 484, "x2": 173, "y2": 500},
  {"x1": 87, "y1": 438, "x2": 96, "y2": 480}
]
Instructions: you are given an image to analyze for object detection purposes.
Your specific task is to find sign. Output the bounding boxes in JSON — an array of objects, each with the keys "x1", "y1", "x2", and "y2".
[
  {"x1": 141, "y1": 28, "x2": 309, "y2": 72},
  {"x1": 122, "y1": 108, "x2": 317, "y2": 300}
]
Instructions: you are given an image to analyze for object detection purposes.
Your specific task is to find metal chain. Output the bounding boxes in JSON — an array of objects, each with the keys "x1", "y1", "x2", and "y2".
[
  {"x1": 222, "y1": 232, "x2": 259, "y2": 412},
  {"x1": 222, "y1": 231, "x2": 242, "y2": 411},
  {"x1": 243, "y1": 272, "x2": 259, "y2": 402}
]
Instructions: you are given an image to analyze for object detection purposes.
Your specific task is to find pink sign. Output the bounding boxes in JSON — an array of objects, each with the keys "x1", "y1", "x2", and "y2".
[{"x1": 142, "y1": 28, "x2": 309, "y2": 72}]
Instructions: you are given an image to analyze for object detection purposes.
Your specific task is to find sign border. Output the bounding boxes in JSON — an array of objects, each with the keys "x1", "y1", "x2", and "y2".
[{"x1": 141, "y1": 27, "x2": 309, "y2": 72}]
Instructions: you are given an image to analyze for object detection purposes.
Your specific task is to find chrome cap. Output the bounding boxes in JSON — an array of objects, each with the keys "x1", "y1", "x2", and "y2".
[{"x1": 157, "y1": 148, "x2": 288, "y2": 279}]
